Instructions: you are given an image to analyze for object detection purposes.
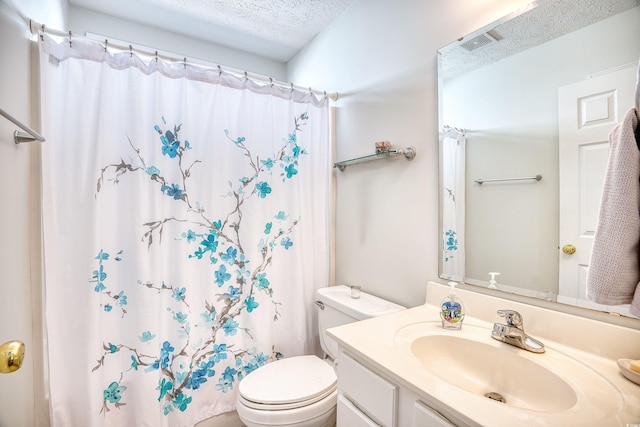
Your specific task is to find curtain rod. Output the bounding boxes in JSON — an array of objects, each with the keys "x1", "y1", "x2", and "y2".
[
  {"x1": 29, "y1": 20, "x2": 338, "y2": 102},
  {"x1": 0, "y1": 107, "x2": 45, "y2": 144}
]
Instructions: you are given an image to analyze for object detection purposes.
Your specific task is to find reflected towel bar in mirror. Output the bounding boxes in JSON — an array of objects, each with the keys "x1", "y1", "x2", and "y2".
[{"x1": 475, "y1": 174, "x2": 542, "y2": 185}]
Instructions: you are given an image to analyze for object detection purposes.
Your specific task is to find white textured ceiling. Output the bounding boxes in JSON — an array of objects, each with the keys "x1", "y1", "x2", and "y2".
[
  {"x1": 440, "y1": 0, "x2": 640, "y2": 80},
  {"x1": 68, "y1": 0, "x2": 355, "y2": 61}
]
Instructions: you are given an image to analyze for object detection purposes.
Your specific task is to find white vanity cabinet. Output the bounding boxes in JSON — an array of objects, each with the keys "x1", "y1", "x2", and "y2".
[{"x1": 337, "y1": 351, "x2": 458, "y2": 427}]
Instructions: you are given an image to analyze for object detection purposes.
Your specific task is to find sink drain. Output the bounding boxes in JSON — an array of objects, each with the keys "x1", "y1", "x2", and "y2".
[{"x1": 484, "y1": 392, "x2": 506, "y2": 403}]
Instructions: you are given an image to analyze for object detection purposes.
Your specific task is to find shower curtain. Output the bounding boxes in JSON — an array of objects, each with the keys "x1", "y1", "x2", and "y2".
[
  {"x1": 441, "y1": 127, "x2": 466, "y2": 281},
  {"x1": 39, "y1": 34, "x2": 330, "y2": 426}
]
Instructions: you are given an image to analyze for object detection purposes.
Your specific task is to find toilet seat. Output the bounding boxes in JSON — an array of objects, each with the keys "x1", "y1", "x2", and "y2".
[{"x1": 238, "y1": 355, "x2": 337, "y2": 411}]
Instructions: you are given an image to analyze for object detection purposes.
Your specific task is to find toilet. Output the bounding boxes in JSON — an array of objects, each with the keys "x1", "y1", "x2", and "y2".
[{"x1": 235, "y1": 285, "x2": 405, "y2": 427}]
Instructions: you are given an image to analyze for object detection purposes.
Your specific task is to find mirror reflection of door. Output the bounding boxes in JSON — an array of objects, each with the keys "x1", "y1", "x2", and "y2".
[{"x1": 558, "y1": 65, "x2": 636, "y2": 315}]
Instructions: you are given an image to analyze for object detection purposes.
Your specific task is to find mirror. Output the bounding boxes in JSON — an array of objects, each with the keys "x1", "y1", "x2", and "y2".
[{"x1": 438, "y1": 0, "x2": 640, "y2": 319}]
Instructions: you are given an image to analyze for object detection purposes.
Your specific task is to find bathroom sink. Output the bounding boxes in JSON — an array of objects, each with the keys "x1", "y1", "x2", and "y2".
[
  {"x1": 392, "y1": 321, "x2": 625, "y2": 419},
  {"x1": 410, "y1": 334, "x2": 577, "y2": 412}
]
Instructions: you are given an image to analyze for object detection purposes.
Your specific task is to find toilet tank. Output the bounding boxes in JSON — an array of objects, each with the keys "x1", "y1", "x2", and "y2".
[{"x1": 315, "y1": 285, "x2": 405, "y2": 360}]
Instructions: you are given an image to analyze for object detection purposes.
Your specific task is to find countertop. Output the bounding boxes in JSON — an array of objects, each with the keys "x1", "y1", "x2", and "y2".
[{"x1": 327, "y1": 283, "x2": 640, "y2": 427}]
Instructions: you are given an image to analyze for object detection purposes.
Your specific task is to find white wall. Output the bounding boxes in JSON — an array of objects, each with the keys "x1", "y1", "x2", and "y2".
[{"x1": 287, "y1": 0, "x2": 533, "y2": 308}]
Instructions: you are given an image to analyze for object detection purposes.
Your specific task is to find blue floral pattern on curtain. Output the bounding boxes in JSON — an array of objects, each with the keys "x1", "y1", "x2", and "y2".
[
  {"x1": 91, "y1": 113, "x2": 309, "y2": 415},
  {"x1": 39, "y1": 33, "x2": 330, "y2": 427}
]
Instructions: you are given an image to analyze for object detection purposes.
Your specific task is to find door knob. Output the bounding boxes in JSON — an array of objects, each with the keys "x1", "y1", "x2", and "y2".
[
  {"x1": 562, "y1": 244, "x2": 576, "y2": 255},
  {"x1": 0, "y1": 340, "x2": 25, "y2": 373}
]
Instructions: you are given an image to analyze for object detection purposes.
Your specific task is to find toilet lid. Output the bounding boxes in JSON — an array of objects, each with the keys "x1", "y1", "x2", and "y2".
[{"x1": 238, "y1": 355, "x2": 337, "y2": 408}]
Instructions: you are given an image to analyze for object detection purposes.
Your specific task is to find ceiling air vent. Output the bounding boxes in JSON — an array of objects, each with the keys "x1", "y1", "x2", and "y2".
[{"x1": 459, "y1": 32, "x2": 498, "y2": 52}]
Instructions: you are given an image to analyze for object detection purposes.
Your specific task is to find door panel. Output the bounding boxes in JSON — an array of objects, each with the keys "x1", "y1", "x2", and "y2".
[{"x1": 557, "y1": 65, "x2": 635, "y2": 315}]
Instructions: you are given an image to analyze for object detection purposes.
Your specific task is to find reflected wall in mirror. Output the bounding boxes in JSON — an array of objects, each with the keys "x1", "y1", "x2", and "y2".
[{"x1": 438, "y1": 0, "x2": 640, "y2": 318}]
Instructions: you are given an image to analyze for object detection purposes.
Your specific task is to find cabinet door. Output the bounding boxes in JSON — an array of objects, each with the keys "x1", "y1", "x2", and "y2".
[
  {"x1": 414, "y1": 401, "x2": 456, "y2": 427},
  {"x1": 338, "y1": 352, "x2": 397, "y2": 426},
  {"x1": 337, "y1": 394, "x2": 381, "y2": 427}
]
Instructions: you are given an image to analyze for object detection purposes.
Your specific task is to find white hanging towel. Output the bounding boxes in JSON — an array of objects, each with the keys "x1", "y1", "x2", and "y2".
[{"x1": 586, "y1": 108, "x2": 640, "y2": 316}]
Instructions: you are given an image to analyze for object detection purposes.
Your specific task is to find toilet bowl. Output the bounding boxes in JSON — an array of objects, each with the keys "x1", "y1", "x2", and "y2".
[
  {"x1": 235, "y1": 285, "x2": 405, "y2": 427},
  {"x1": 236, "y1": 355, "x2": 337, "y2": 427}
]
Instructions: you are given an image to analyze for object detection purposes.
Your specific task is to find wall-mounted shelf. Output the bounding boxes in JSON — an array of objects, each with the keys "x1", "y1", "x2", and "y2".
[{"x1": 334, "y1": 146, "x2": 416, "y2": 171}]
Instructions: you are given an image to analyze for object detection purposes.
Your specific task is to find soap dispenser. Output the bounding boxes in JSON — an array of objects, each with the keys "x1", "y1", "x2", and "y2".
[
  {"x1": 488, "y1": 272, "x2": 500, "y2": 289},
  {"x1": 440, "y1": 281, "x2": 465, "y2": 330}
]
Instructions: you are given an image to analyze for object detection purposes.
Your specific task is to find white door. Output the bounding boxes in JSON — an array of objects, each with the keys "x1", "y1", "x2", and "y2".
[{"x1": 558, "y1": 65, "x2": 636, "y2": 313}]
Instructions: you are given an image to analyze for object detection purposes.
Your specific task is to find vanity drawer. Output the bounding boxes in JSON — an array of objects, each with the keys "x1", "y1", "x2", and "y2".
[
  {"x1": 414, "y1": 400, "x2": 456, "y2": 427},
  {"x1": 337, "y1": 394, "x2": 381, "y2": 427},
  {"x1": 338, "y1": 352, "x2": 397, "y2": 427}
]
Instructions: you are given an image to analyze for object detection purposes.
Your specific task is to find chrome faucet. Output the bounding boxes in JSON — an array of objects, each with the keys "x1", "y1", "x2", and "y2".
[{"x1": 491, "y1": 309, "x2": 545, "y2": 353}]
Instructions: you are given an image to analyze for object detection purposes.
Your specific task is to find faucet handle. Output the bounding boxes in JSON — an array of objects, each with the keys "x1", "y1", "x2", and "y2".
[{"x1": 496, "y1": 309, "x2": 523, "y2": 328}]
